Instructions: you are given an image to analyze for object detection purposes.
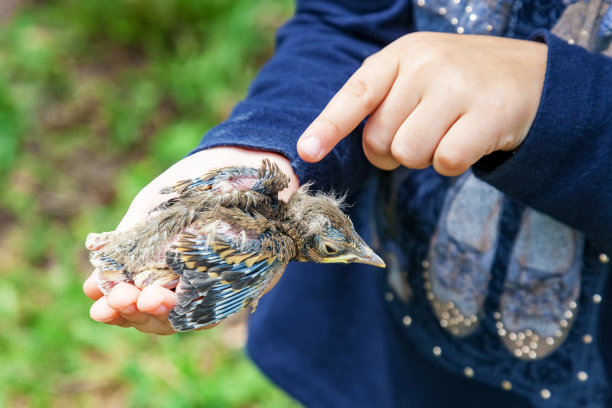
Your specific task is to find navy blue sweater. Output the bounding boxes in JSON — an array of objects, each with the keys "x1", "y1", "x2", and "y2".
[{"x1": 193, "y1": 0, "x2": 612, "y2": 406}]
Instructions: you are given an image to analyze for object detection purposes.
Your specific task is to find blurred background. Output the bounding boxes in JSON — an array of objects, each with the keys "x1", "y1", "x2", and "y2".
[{"x1": 0, "y1": 0, "x2": 298, "y2": 406}]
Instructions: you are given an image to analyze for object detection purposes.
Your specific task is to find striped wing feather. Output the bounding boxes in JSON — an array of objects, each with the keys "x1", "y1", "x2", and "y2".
[
  {"x1": 158, "y1": 159, "x2": 288, "y2": 202},
  {"x1": 166, "y1": 228, "x2": 283, "y2": 332}
]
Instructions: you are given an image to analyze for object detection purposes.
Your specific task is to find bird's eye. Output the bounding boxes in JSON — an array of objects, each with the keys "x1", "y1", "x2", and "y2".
[{"x1": 320, "y1": 242, "x2": 338, "y2": 256}]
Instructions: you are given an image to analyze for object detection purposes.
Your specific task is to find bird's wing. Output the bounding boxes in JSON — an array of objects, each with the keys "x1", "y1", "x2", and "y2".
[
  {"x1": 250, "y1": 159, "x2": 290, "y2": 196},
  {"x1": 165, "y1": 223, "x2": 287, "y2": 331},
  {"x1": 150, "y1": 160, "x2": 289, "y2": 215},
  {"x1": 89, "y1": 253, "x2": 131, "y2": 295},
  {"x1": 160, "y1": 159, "x2": 289, "y2": 199}
]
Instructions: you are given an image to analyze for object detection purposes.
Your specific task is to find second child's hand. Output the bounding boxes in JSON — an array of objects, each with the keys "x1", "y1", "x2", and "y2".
[{"x1": 297, "y1": 32, "x2": 547, "y2": 175}]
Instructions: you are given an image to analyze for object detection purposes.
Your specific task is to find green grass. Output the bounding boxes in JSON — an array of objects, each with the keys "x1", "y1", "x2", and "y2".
[{"x1": 0, "y1": 0, "x2": 299, "y2": 406}]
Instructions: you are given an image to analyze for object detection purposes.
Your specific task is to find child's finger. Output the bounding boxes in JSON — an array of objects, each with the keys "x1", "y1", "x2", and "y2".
[
  {"x1": 131, "y1": 318, "x2": 177, "y2": 335},
  {"x1": 362, "y1": 74, "x2": 423, "y2": 170},
  {"x1": 90, "y1": 297, "x2": 121, "y2": 323},
  {"x1": 107, "y1": 282, "x2": 142, "y2": 310},
  {"x1": 297, "y1": 52, "x2": 399, "y2": 162},
  {"x1": 107, "y1": 283, "x2": 153, "y2": 325},
  {"x1": 136, "y1": 286, "x2": 177, "y2": 315},
  {"x1": 83, "y1": 273, "x2": 103, "y2": 301},
  {"x1": 433, "y1": 113, "x2": 496, "y2": 176},
  {"x1": 390, "y1": 98, "x2": 463, "y2": 170}
]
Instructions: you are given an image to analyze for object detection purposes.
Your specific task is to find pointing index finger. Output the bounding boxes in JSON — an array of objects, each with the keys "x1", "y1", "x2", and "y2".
[{"x1": 297, "y1": 52, "x2": 398, "y2": 162}]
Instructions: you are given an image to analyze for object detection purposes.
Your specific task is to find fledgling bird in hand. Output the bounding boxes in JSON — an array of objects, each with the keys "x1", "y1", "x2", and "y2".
[{"x1": 86, "y1": 159, "x2": 385, "y2": 332}]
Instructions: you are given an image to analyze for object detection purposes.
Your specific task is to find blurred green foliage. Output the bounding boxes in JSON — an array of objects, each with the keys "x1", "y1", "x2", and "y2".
[{"x1": 0, "y1": 0, "x2": 298, "y2": 406}]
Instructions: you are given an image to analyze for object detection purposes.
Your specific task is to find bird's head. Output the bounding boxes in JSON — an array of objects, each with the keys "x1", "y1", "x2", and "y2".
[{"x1": 286, "y1": 187, "x2": 385, "y2": 268}]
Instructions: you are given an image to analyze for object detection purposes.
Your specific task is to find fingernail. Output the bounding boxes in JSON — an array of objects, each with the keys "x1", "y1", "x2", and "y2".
[{"x1": 298, "y1": 135, "x2": 322, "y2": 161}]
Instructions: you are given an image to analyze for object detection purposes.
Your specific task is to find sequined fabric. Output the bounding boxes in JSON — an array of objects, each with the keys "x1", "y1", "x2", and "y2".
[
  {"x1": 375, "y1": 166, "x2": 610, "y2": 407},
  {"x1": 412, "y1": 0, "x2": 612, "y2": 56}
]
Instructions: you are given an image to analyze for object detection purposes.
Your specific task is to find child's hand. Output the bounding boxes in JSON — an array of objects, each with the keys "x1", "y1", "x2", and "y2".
[
  {"x1": 83, "y1": 147, "x2": 299, "y2": 335},
  {"x1": 297, "y1": 32, "x2": 547, "y2": 175}
]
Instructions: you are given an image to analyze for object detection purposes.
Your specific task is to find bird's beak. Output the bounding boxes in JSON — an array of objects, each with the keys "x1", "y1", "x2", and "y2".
[
  {"x1": 355, "y1": 245, "x2": 386, "y2": 268},
  {"x1": 322, "y1": 244, "x2": 386, "y2": 268}
]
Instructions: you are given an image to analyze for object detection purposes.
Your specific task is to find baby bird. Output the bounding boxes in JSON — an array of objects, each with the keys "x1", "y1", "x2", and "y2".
[{"x1": 86, "y1": 159, "x2": 385, "y2": 332}]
